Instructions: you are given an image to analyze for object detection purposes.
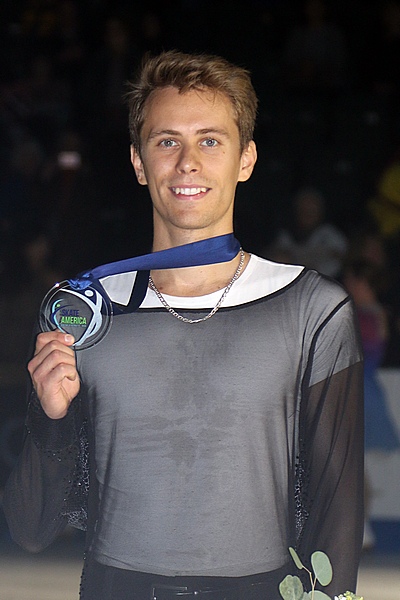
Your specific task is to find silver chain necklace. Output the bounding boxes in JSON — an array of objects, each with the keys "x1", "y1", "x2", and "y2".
[{"x1": 148, "y1": 249, "x2": 245, "y2": 324}]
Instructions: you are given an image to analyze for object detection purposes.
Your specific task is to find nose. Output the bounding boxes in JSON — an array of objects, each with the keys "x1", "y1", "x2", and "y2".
[{"x1": 176, "y1": 144, "x2": 201, "y2": 174}]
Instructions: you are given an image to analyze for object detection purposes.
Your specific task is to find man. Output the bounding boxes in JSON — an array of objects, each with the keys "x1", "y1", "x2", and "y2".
[{"x1": 3, "y1": 51, "x2": 364, "y2": 599}]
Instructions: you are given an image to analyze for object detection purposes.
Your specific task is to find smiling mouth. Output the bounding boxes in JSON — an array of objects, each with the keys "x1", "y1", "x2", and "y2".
[{"x1": 170, "y1": 186, "x2": 210, "y2": 196}]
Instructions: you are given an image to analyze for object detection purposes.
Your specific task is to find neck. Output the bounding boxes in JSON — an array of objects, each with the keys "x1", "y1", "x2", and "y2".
[
  {"x1": 150, "y1": 248, "x2": 249, "y2": 297},
  {"x1": 151, "y1": 225, "x2": 234, "y2": 253}
]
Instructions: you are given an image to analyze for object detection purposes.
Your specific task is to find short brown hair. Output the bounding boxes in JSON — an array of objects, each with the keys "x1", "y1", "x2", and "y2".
[{"x1": 125, "y1": 50, "x2": 258, "y2": 154}]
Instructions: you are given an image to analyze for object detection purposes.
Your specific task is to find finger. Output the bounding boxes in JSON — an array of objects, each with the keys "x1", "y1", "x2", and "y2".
[
  {"x1": 34, "y1": 360, "x2": 78, "y2": 391},
  {"x1": 30, "y1": 350, "x2": 79, "y2": 401},
  {"x1": 34, "y1": 332, "x2": 75, "y2": 354},
  {"x1": 28, "y1": 340, "x2": 76, "y2": 379},
  {"x1": 35, "y1": 362, "x2": 80, "y2": 419}
]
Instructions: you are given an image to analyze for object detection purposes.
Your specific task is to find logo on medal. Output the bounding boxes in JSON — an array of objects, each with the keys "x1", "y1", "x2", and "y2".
[{"x1": 40, "y1": 281, "x2": 112, "y2": 350}]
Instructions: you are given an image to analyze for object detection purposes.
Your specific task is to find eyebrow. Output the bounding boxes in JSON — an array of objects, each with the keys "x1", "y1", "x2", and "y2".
[{"x1": 146, "y1": 128, "x2": 231, "y2": 142}]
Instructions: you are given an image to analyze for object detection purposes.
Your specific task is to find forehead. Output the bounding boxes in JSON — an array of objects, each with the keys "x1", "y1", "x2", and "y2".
[{"x1": 142, "y1": 86, "x2": 238, "y2": 133}]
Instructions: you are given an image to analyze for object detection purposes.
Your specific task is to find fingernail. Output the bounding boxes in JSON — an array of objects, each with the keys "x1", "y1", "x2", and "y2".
[{"x1": 65, "y1": 335, "x2": 74, "y2": 344}]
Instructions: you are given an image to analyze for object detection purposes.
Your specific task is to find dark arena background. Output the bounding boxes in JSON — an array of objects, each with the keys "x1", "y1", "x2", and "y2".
[{"x1": 0, "y1": 1, "x2": 399, "y2": 598}]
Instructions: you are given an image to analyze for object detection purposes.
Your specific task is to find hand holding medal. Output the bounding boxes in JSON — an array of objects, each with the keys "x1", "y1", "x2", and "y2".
[{"x1": 39, "y1": 280, "x2": 113, "y2": 350}]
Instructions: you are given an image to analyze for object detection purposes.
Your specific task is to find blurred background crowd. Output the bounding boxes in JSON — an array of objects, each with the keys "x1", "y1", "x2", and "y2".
[{"x1": 1, "y1": 0, "x2": 400, "y2": 504}]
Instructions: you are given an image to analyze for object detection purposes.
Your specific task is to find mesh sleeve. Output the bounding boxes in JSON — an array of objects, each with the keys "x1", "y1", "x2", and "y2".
[
  {"x1": 295, "y1": 300, "x2": 364, "y2": 596},
  {"x1": 2, "y1": 390, "x2": 88, "y2": 552}
]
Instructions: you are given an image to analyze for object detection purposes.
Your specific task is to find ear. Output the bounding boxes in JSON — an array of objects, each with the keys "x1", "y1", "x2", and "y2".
[
  {"x1": 238, "y1": 140, "x2": 257, "y2": 182},
  {"x1": 130, "y1": 145, "x2": 148, "y2": 185}
]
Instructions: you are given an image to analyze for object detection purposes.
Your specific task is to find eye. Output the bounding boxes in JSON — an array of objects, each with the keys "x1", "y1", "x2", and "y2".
[
  {"x1": 201, "y1": 138, "x2": 218, "y2": 147},
  {"x1": 160, "y1": 139, "x2": 177, "y2": 148}
]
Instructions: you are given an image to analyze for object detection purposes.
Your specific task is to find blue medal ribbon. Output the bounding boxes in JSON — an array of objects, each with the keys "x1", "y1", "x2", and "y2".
[{"x1": 68, "y1": 233, "x2": 241, "y2": 290}]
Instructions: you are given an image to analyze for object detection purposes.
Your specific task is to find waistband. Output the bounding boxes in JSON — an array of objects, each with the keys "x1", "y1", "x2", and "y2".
[
  {"x1": 83, "y1": 557, "x2": 291, "y2": 600},
  {"x1": 150, "y1": 579, "x2": 269, "y2": 600}
]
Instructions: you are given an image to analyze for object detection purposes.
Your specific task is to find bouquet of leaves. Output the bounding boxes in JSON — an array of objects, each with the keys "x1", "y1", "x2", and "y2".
[{"x1": 279, "y1": 547, "x2": 364, "y2": 600}]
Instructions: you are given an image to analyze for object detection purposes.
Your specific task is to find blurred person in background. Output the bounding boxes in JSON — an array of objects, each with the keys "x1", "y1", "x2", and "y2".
[
  {"x1": 357, "y1": 0, "x2": 400, "y2": 134},
  {"x1": 366, "y1": 158, "x2": 400, "y2": 366},
  {"x1": 282, "y1": 0, "x2": 348, "y2": 95},
  {"x1": 78, "y1": 15, "x2": 141, "y2": 223},
  {"x1": 39, "y1": 128, "x2": 103, "y2": 275},
  {"x1": 0, "y1": 223, "x2": 61, "y2": 493},
  {"x1": 264, "y1": 186, "x2": 348, "y2": 278},
  {"x1": 0, "y1": 136, "x2": 48, "y2": 297}
]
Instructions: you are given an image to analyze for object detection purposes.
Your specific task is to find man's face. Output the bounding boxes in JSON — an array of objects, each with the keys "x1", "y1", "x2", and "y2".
[{"x1": 131, "y1": 86, "x2": 256, "y2": 241}]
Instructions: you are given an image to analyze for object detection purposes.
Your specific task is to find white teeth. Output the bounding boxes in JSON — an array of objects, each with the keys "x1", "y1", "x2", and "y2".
[{"x1": 172, "y1": 187, "x2": 207, "y2": 195}]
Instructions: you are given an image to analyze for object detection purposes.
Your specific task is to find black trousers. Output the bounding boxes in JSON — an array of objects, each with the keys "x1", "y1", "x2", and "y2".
[{"x1": 79, "y1": 556, "x2": 290, "y2": 600}]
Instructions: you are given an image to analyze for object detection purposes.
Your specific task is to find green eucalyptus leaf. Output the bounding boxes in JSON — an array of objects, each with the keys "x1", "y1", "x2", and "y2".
[
  {"x1": 279, "y1": 574, "x2": 305, "y2": 600},
  {"x1": 289, "y1": 546, "x2": 305, "y2": 570},
  {"x1": 312, "y1": 591, "x2": 332, "y2": 600},
  {"x1": 311, "y1": 551, "x2": 333, "y2": 586}
]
